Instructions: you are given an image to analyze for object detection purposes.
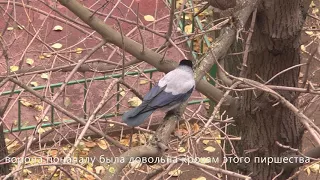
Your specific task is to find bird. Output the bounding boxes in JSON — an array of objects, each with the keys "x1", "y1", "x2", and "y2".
[{"x1": 122, "y1": 59, "x2": 195, "y2": 127}]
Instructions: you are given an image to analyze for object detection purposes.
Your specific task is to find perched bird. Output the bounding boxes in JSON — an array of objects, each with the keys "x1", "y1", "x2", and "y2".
[{"x1": 122, "y1": 59, "x2": 195, "y2": 127}]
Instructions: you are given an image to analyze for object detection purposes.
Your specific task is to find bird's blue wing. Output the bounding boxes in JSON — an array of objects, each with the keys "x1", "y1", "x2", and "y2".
[
  {"x1": 147, "y1": 86, "x2": 193, "y2": 108},
  {"x1": 143, "y1": 85, "x2": 166, "y2": 101},
  {"x1": 126, "y1": 85, "x2": 166, "y2": 117},
  {"x1": 127, "y1": 84, "x2": 194, "y2": 117}
]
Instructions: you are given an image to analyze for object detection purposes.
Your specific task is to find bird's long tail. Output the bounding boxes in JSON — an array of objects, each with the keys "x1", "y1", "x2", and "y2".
[{"x1": 122, "y1": 107, "x2": 154, "y2": 127}]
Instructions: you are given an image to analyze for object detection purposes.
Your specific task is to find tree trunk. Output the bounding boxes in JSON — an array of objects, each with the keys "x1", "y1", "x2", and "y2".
[
  {"x1": 227, "y1": 0, "x2": 309, "y2": 179},
  {"x1": 0, "y1": 124, "x2": 10, "y2": 176}
]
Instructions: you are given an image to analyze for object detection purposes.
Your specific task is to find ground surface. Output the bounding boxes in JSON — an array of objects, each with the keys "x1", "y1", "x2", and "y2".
[{"x1": 0, "y1": 0, "x2": 319, "y2": 180}]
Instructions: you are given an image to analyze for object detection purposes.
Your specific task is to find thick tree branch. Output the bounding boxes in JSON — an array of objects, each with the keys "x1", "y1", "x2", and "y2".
[
  {"x1": 103, "y1": 113, "x2": 178, "y2": 180},
  {"x1": 54, "y1": 1, "x2": 258, "y2": 179},
  {"x1": 283, "y1": 146, "x2": 320, "y2": 173},
  {"x1": 56, "y1": 0, "x2": 231, "y2": 106},
  {"x1": 206, "y1": 0, "x2": 237, "y2": 10}
]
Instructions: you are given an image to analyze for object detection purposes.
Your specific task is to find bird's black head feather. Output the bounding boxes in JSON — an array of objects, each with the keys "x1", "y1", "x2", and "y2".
[{"x1": 179, "y1": 59, "x2": 193, "y2": 68}]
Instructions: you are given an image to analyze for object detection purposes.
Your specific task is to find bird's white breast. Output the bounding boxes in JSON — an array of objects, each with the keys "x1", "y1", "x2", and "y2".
[{"x1": 158, "y1": 66, "x2": 195, "y2": 95}]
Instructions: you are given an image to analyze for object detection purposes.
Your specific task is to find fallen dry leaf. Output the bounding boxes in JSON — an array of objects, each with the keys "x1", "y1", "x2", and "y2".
[
  {"x1": 204, "y1": 146, "x2": 216, "y2": 153},
  {"x1": 26, "y1": 58, "x2": 34, "y2": 65},
  {"x1": 51, "y1": 43, "x2": 63, "y2": 49},
  {"x1": 144, "y1": 15, "x2": 155, "y2": 22},
  {"x1": 96, "y1": 139, "x2": 109, "y2": 150},
  {"x1": 53, "y1": 25, "x2": 63, "y2": 31},
  {"x1": 128, "y1": 97, "x2": 142, "y2": 107},
  {"x1": 168, "y1": 169, "x2": 182, "y2": 177},
  {"x1": 10, "y1": 66, "x2": 19, "y2": 72}
]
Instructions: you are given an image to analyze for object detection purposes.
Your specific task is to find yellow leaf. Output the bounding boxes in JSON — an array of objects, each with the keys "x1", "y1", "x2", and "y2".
[
  {"x1": 53, "y1": 25, "x2": 63, "y2": 31},
  {"x1": 7, "y1": 27, "x2": 14, "y2": 31},
  {"x1": 312, "y1": 8, "x2": 319, "y2": 14},
  {"x1": 199, "y1": 157, "x2": 210, "y2": 164},
  {"x1": 204, "y1": 146, "x2": 216, "y2": 153},
  {"x1": 20, "y1": 99, "x2": 33, "y2": 107},
  {"x1": 120, "y1": 138, "x2": 130, "y2": 146},
  {"x1": 168, "y1": 169, "x2": 182, "y2": 177},
  {"x1": 43, "y1": 53, "x2": 51, "y2": 58},
  {"x1": 43, "y1": 116, "x2": 49, "y2": 121},
  {"x1": 7, "y1": 140, "x2": 19, "y2": 154},
  {"x1": 34, "y1": 115, "x2": 40, "y2": 122},
  {"x1": 306, "y1": 167, "x2": 311, "y2": 175},
  {"x1": 41, "y1": 73, "x2": 49, "y2": 79},
  {"x1": 84, "y1": 141, "x2": 96, "y2": 148},
  {"x1": 183, "y1": 15, "x2": 190, "y2": 20},
  {"x1": 30, "y1": 82, "x2": 38, "y2": 87},
  {"x1": 34, "y1": 105, "x2": 44, "y2": 111},
  {"x1": 120, "y1": 91, "x2": 125, "y2": 97},
  {"x1": 139, "y1": 79, "x2": 149, "y2": 85},
  {"x1": 305, "y1": 31, "x2": 314, "y2": 35},
  {"x1": 144, "y1": 15, "x2": 155, "y2": 22},
  {"x1": 310, "y1": 1, "x2": 316, "y2": 8},
  {"x1": 44, "y1": 127, "x2": 52, "y2": 131},
  {"x1": 109, "y1": 123, "x2": 115, "y2": 127},
  {"x1": 77, "y1": 141, "x2": 86, "y2": 150},
  {"x1": 178, "y1": 147, "x2": 186, "y2": 153},
  {"x1": 95, "y1": 166, "x2": 105, "y2": 175},
  {"x1": 192, "y1": 176, "x2": 206, "y2": 180},
  {"x1": 51, "y1": 43, "x2": 63, "y2": 49},
  {"x1": 176, "y1": 0, "x2": 183, "y2": 8},
  {"x1": 108, "y1": 167, "x2": 115, "y2": 174},
  {"x1": 193, "y1": 7, "x2": 199, "y2": 14},
  {"x1": 96, "y1": 139, "x2": 109, "y2": 150},
  {"x1": 128, "y1": 97, "x2": 142, "y2": 107},
  {"x1": 310, "y1": 163, "x2": 320, "y2": 173},
  {"x1": 184, "y1": 24, "x2": 193, "y2": 34},
  {"x1": 10, "y1": 66, "x2": 19, "y2": 72},
  {"x1": 202, "y1": 140, "x2": 210, "y2": 145},
  {"x1": 37, "y1": 127, "x2": 46, "y2": 134},
  {"x1": 212, "y1": 130, "x2": 221, "y2": 145},
  {"x1": 26, "y1": 58, "x2": 34, "y2": 65},
  {"x1": 75, "y1": 48, "x2": 83, "y2": 54},
  {"x1": 86, "y1": 163, "x2": 94, "y2": 172},
  {"x1": 39, "y1": 55, "x2": 45, "y2": 59},
  {"x1": 23, "y1": 169, "x2": 32, "y2": 176},
  {"x1": 64, "y1": 97, "x2": 71, "y2": 107}
]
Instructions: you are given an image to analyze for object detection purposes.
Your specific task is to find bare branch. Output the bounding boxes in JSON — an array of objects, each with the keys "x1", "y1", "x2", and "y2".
[
  {"x1": 57, "y1": 0, "x2": 230, "y2": 105},
  {"x1": 8, "y1": 77, "x2": 127, "y2": 151}
]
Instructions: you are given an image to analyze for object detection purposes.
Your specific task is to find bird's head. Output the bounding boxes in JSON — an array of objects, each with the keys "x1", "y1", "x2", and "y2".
[{"x1": 179, "y1": 59, "x2": 193, "y2": 68}]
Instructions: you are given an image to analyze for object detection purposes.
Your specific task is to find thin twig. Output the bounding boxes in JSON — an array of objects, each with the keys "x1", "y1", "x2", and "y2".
[
  {"x1": 136, "y1": 2, "x2": 145, "y2": 53},
  {"x1": 64, "y1": 79, "x2": 119, "y2": 159},
  {"x1": 291, "y1": 47, "x2": 317, "y2": 102},
  {"x1": 8, "y1": 77, "x2": 127, "y2": 150},
  {"x1": 240, "y1": 8, "x2": 257, "y2": 77},
  {"x1": 166, "y1": 0, "x2": 175, "y2": 40}
]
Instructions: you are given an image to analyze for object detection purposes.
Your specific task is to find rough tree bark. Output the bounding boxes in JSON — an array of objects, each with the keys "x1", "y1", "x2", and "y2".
[
  {"x1": 227, "y1": 0, "x2": 311, "y2": 179},
  {"x1": 0, "y1": 124, "x2": 10, "y2": 176}
]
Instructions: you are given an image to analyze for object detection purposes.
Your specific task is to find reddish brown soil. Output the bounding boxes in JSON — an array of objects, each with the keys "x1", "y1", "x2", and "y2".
[{"x1": 0, "y1": 0, "x2": 319, "y2": 180}]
